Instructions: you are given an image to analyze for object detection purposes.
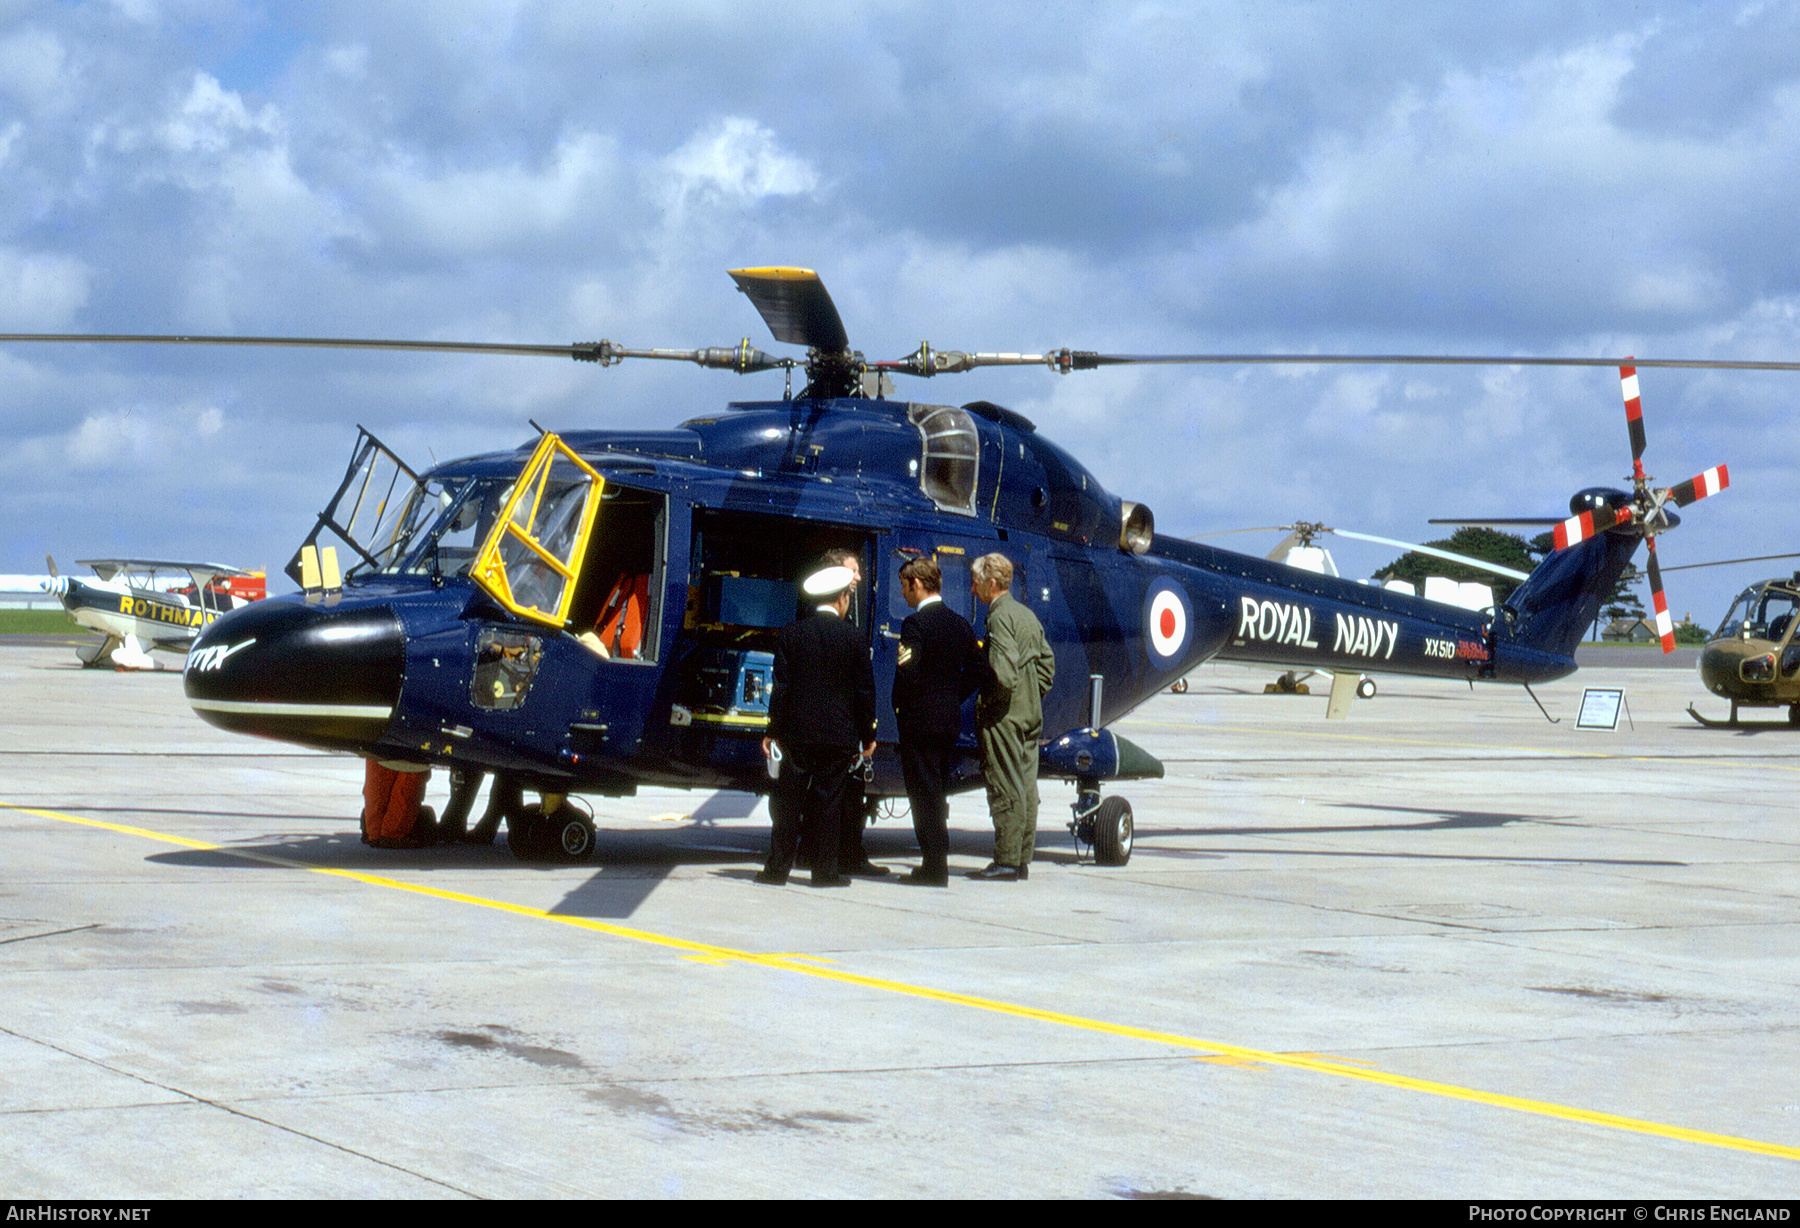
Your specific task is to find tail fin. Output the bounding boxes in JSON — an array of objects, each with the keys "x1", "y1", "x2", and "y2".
[{"x1": 1498, "y1": 530, "x2": 1640, "y2": 661}]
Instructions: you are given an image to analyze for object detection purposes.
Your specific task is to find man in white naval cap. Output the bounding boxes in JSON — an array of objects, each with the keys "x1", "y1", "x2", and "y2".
[{"x1": 758, "y1": 563, "x2": 878, "y2": 887}]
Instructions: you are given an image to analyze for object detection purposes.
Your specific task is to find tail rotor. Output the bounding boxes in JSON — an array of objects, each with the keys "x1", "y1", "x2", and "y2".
[{"x1": 1552, "y1": 362, "x2": 1729, "y2": 653}]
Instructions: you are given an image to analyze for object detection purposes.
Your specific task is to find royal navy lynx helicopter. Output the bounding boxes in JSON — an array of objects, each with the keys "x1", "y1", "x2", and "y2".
[{"x1": 3, "y1": 269, "x2": 1753, "y2": 863}]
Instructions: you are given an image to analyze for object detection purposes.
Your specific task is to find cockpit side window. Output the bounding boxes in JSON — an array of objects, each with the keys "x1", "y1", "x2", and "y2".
[
  {"x1": 909, "y1": 404, "x2": 979, "y2": 516},
  {"x1": 1718, "y1": 588, "x2": 1800, "y2": 641}
]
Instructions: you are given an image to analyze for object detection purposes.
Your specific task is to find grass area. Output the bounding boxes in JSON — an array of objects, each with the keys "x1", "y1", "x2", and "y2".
[{"x1": 0, "y1": 610, "x2": 83, "y2": 635}]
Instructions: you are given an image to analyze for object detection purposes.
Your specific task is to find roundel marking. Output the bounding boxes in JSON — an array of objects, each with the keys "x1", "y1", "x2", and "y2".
[{"x1": 1145, "y1": 582, "x2": 1192, "y2": 665}]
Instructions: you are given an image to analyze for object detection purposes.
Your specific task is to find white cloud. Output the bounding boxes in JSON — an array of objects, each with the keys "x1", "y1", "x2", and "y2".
[
  {"x1": 0, "y1": 26, "x2": 70, "y2": 111},
  {"x1": 656, "y1": 117, "x2": 818, "y2": 217},
  {"x1": 0, "y1": 248, "x2": 89, "y2": 328},
  {"x1": 64, "y1": 402, "x2": 229, "y2": 471},
  {"x1": 379, "y1": 131, "x2": 621, "y2": 252},
  {"x1": 159, "y1": 72, "x2": 282, "y2": 156}
]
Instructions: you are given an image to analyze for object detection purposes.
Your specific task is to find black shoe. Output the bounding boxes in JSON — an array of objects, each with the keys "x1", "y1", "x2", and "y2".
[
  {"x1": 844, "y1": 859, "x2": 891, "y2": 877},
  {"x1": 967, "y1": 862, "x2": 1020, "y2": 881},
  {"x1": 754, "y1": 870, "x2": 788, "y2": 885},
  {"x1": 904, "y1": 867, "x2": 949, "y2": 887},
  {"x1": 809, "y1": 875, "x2": 851, "y2": 888},
  {"x1": 1017, "y1": 862, "x2": 1030, "y2": 881}
]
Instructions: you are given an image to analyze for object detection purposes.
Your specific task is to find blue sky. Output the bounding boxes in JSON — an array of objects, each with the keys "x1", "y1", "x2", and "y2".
[{"x1": 3, "y1": 0, "x2": 1799, "y2": 622}]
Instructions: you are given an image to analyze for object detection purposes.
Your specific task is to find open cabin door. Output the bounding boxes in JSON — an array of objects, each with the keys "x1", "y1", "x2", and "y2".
[{"x1": 469, "y1": 433, "x2": 605, "y2": 627}]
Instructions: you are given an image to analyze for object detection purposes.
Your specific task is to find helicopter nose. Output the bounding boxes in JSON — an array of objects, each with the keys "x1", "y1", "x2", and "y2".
[
  {"x1": 183, "y1": 597, "x2": 406, "y2": 752},
  {"x1": 1696, "y1": 639, "x2": 1764, "y2": 696}
]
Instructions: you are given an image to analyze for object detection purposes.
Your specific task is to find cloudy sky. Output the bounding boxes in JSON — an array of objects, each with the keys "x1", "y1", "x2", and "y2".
[{"x1": 3, "y1": 0, "x2": 1798, "y2": 622}]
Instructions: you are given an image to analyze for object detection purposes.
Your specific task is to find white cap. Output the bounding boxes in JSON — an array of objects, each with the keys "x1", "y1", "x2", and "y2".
[{"x1": 802, "y1": 564, "x2": 854, "y2": 600}]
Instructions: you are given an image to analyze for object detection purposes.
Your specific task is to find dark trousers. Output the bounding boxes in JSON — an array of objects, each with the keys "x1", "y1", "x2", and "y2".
[
  {"x1": 766, "y1": 744, "x2": 857, "y2": 883},
  {"x1": 900, "y1": 738, "x2": 955, "y2": 874},
  {"x1": 840, "y1": 763, "x2": 871, "y2": 866}
]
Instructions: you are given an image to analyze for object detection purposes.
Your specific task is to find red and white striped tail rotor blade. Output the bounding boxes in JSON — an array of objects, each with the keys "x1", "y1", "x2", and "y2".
[
  {"x1": 1552, "y1": 504, "x2": 1631, "y2": 551},
  {"x1": 1666, "y1": 464, "x2": 1730, "y2": 508},
  {"x1": 1621, "y1": 362, "x2": 1648, "y2": 472},
  {"x1": 1644, "y1": 539, "x2": 1675, "y2": 654}
]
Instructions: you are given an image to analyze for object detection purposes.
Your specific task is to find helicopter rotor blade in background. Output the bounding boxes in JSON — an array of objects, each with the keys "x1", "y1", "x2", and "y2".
[
  {"x1": 1660, "y1": 551, "x2": 1800, "y2": 574},
  {"x1": 1199, "y1": 521, "x2": 1531, "y2": 581},
  {"x1": 1327, "y1": 528, "x2": 1531, "y2": 582}
]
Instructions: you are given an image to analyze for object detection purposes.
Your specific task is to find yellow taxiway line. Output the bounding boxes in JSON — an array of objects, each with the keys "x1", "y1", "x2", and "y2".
[{"x1": 7, "y1": 800, "x2": 1799, "y2": 1163}]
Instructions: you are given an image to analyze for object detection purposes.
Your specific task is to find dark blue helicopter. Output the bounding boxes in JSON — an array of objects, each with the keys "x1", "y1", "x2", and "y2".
[{"x1": 21, "y1": 269, "x2": 1736, "y2": 865}]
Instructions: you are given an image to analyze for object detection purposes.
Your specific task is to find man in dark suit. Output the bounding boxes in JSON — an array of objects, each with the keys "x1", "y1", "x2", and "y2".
[
  {"x1": 759, "y1": 564, "x2": 878, "y2": 888},
  {"x1": 892, "y1": 556, "x2": 989, "y2": 886},
  {"x1": 821, "y1": 547, "x2": 888, "y2": 878}
]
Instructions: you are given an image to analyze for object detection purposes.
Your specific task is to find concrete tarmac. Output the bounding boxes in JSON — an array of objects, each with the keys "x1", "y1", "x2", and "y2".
[{"x1": 1, "y1": 644, "x2": 1796, "y2": 1199}]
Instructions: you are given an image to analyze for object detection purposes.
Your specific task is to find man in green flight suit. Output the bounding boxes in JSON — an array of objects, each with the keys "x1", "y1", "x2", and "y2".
[{"x1": 969, "y1": 552, "x2": 1055, "y2": 882}]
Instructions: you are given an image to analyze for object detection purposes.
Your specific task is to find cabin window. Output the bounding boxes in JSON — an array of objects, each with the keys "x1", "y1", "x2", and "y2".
[
  {"x1": 472, "y1": 628, "x2": 543, "y2": 709},
  {"x1": 909, "y1": 403, "x2": 979, "y2": 516}
]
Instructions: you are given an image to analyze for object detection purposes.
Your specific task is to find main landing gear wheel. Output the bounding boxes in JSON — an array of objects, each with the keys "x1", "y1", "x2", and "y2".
[
  {"x1": 1091, "y1": 796, "x2": 1134, "y2": 866},
  {"x1": 1357, "y1": 677, "x2": 1377, "y2": 699},
  {"x1": 508, "y1": 802, "x2": 596, "y2": 863}
]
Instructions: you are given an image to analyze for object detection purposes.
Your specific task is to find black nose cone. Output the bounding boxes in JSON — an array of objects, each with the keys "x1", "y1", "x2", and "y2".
[{"x1": 184, "y1": 597, "x2": 405, "y2": 752}]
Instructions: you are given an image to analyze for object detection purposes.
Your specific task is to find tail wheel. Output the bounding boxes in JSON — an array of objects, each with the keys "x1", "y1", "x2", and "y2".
[
  {"x1": 1170, "y1": 677, "x2": 1189, "y2": 694},
  {"x1": 1092, "y1": 796, "x2": 1134, "y2": 866}
]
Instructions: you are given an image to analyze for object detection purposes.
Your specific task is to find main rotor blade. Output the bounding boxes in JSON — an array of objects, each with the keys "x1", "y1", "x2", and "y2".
[
  {"x1": 0, "y1": 333, "x2": 795, "y2": 373},
  {"x1": 0, "y1": 333, "x2": 595, "y2": 359},
  {"x1": 728, "y1": 267, "x2": 849, "y2": 352},
  {"x1": 1055, "y1": 352, "x2": 1800, "y2": 372},
  {"x1": 13, "y1": 331, "x2": 1800, "y2": 376}
]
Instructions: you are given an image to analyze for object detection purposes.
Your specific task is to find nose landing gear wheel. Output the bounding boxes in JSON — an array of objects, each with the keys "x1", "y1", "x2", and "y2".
[{"x1": 1091, "y1": 796, "x2": 1133, "y2": 866}]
